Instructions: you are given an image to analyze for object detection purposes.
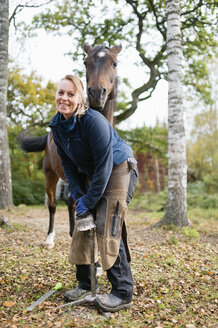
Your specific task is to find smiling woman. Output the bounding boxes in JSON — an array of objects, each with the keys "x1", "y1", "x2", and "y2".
[
  {"x1": 48, "y1": 73, "x2": 138, "y2": 312},
  {"x1": 56, "y1": 76, "x2": 87, "y2": 120}
]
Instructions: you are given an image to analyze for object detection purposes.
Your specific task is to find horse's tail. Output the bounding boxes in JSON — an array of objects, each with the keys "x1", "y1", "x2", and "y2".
[{"x1": 19, "y1": 134, "x2": 48, "y2": 153}]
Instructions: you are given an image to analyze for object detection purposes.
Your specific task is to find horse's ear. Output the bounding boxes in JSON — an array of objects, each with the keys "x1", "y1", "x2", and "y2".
[
  {"x1": 111, "y1": 45, "x2": 122, "y2": 56},
  {"x1": 83, "y1": 43, "x2": 93, "y2": 54}
]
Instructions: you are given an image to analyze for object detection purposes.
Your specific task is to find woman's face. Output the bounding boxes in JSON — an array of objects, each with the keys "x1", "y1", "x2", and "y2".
[{"x1": 56, "y1": 79, "x2": 81, "y2": 120}]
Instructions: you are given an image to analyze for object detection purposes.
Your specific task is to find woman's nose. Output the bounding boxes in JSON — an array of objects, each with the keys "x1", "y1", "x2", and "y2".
[{"x1": 62, "y1": 93, "x2": 68, "y2": 100}]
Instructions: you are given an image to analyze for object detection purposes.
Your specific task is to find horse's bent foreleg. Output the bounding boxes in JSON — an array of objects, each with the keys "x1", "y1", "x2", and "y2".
[
  {"x1": 44, "y1": 171, "x2": 59, "y2": 248},
  {"x1": 67, "y1": 195, "x2": 76, "y2": 237}
]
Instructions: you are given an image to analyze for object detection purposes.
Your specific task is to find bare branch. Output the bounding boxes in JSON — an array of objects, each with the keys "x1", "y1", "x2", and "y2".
[
  {"x1": 115, "y1": 73, "x2": 160, "y2": 124},
  {"x1": 181, "y1": 0, "x2": 203, "y2": 16},
  {"x1": 9, "y1": 0, "x2": 55, "y2": 26},
  {"x1": 148, "y1": 0, "x2": 166, "y2": 39}
]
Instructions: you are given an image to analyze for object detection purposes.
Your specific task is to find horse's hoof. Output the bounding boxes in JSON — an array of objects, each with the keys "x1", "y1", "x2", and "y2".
[
  {"x1": 44, "y1": 231, "x2": 55, "y2": 249},
  {"x1": 44, "y1": 242, "x2": 54, "y2": 249}
]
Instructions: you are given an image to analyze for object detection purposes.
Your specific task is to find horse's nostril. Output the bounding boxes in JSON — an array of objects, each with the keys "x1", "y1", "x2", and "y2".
[{"x1": 88, "y1": 87, "x2": 106, "y2": 98}]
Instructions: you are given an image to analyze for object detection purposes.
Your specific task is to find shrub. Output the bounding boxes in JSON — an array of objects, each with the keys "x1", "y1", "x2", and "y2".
[
  {"x1": 181, "y1": 227, "x2": 200, "y2": 239},
  {"x1": 12, "y1": 178, "x2": 45, "y2": 205},
  {"x1": 187, "y1": 182, "x2": 218, "y2": 209}
]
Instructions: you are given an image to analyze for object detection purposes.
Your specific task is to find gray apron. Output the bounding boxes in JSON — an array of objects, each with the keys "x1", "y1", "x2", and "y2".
[{"x1": 69, "y1": 161, "x2": 131, "y2": 271}]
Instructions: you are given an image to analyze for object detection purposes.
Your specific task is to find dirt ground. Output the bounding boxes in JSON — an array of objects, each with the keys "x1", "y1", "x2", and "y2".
[{"x1": 0, "y1": 206, "x2": 217, "y2": 328}]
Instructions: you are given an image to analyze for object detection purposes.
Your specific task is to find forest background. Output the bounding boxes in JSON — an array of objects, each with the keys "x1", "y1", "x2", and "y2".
[
  {"x1": 0, "y1": 1, "x2": 217, "y2": 327},
  {"x1": 7, "y1": 0, "x2": 217, "y2": 209}
]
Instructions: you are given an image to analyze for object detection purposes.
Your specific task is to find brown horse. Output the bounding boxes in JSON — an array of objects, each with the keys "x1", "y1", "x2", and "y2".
[{"x1": 19, "y1": 43, "x2": 122, "y2": 248}]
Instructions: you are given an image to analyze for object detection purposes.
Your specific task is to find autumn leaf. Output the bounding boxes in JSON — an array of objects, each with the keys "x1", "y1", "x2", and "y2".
[{"x1": 3, "y1": 301, "x2": 15, "y2": 307}]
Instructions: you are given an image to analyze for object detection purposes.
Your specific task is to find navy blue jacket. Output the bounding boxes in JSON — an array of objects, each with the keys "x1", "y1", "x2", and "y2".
[{"x1": 49, "y1": 108, "x2": 133, "y2": 209}]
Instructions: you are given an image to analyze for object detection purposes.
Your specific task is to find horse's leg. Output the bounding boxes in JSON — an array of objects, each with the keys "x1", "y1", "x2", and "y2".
[
  {"x1": 67, "y1": 195, "x2": 76, "y2": 237},
  {"x1": 44, "y1": 170, "x2": 59, "y2": 248}
]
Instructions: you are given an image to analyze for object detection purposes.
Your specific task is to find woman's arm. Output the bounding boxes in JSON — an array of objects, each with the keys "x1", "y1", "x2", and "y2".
[{"x1": 82, "y1": 115, "x2": 113, "y2": 209}]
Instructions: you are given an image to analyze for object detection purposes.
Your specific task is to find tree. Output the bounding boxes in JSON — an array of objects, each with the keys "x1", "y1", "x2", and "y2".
[
  {"x1": 8, "y1": 124, "x2": 46, "y2": 205},
  {"x1": 119, "y1": 124, "x2": 168, "y2": 193},
  {"x1": 119, "y1": 124, "x2": 168, "y2": 160},
  {"x1": 156, "y1": 0, "x2": 189, "y2": 227},
  {"x1": 7, "y1": 68, "x2": 57, "y2": 129},
  {"x1": 0, "y1": 0, "x2": 13, "y2": 209},
  {"x1": 7, "y1": 69, "x2": 57, "y2": 205},
  {"x1": 187, "y1": 107, "x2": 218, "y2": 192},
  {"x1": 0, "y1": 1, "x2": 56, "y2": 209},
  {"x1": 186, "y1": 58, "x2": 218, "y2": 191},
  {"x1": 24, "y1": 0, "x2": 217, "y2": 123}
]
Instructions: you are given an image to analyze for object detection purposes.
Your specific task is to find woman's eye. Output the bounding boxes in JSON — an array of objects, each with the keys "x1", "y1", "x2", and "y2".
[
  {"x1": 69, "y1": 93, "x2": 74, "y2": 97},
  {"x1": 58, "y1": 91, "x2": 64, "y2": 95}
]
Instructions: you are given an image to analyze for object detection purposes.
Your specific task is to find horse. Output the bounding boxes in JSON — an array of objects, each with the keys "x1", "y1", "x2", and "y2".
[{"x1": 19, "y1": 43, "x2": 122, "y2": 248}]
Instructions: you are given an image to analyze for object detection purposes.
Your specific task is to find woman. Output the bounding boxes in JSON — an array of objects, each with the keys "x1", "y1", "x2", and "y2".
[{"x1": 49, "y1": 75, "x2": 138, "y2": 312}]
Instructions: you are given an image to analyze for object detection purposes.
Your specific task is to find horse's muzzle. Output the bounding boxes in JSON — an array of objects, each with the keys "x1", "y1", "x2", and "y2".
[{"x1": 88, "y1": 87, "x2": 107, "y2": 109}]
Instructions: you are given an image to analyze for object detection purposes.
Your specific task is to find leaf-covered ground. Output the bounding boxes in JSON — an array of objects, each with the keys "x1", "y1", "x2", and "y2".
[{"x1": 0, "y1": 205, "x2": 217, "y2": 328}]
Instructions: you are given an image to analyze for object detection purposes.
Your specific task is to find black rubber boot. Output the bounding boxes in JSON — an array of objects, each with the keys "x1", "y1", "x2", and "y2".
[
  {"x1": 64, "y1": 286, "x2": 99, "y2": 302},
  {"x1": 94, "y1": 293, "x2": 131, "y2": 312}
]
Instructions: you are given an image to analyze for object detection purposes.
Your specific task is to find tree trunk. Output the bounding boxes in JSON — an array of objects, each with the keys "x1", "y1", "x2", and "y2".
[
  {"x1": 156, "y1": 0, "x2": 189, "y2": 227},
  {"x1": 0, "y1": 0, "x2": 13, "y2": 209},
  {"x1": 155, "y1": 157, "x2": 161, "y2": 193}
]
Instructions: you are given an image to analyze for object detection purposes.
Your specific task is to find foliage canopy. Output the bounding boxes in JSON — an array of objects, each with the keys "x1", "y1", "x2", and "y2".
[
  {"x1": 19, "y1": 0, "x2": 218, "y2": 123},
  {"x1": 7, "y1": 68, "x2": 57, "y2": 129}
]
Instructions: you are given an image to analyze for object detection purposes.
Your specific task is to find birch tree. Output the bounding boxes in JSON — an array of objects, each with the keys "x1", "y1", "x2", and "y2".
[
  {"x1": 0, "y1": 1, "x2": 55, "y2": 209},
  {"x1": 0, "y1": 0, "x2": 13, "y2": 209},
  {"x1": 156, "y1": 0, "x2": 189, "y2": 227}
]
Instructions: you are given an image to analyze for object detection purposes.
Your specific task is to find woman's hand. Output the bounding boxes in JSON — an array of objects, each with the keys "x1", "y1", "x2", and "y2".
[{"x1": 72, "y1": 189, "x2": 83, "y2": 202}]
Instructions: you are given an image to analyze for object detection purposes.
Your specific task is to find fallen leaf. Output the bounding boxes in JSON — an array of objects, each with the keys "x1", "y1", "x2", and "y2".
[{"x1": 3, "y1": 301, "x2": 15, "y2": 307}]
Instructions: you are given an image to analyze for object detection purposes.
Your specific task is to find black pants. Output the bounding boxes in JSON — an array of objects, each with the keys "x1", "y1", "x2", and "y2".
[
  {"x1": 77, "y1": 238, "x2": 133, "y2": 301},
  {"x1": 76, "y1": 166, "x2": 138, "y2": 301}
]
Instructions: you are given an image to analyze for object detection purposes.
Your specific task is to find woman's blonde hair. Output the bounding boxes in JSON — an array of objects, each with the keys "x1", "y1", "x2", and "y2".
[{"x1": 61, "y1": 75, "x2": 88, "y2": 119}]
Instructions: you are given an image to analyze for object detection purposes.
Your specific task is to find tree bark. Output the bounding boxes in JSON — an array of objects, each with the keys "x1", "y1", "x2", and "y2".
[
  {"x1": 0, "y1": 0, "x2": 13, "y2": 209},
  {"x1": 156, "y1": 0, "x2": 189, "y2": 227}
]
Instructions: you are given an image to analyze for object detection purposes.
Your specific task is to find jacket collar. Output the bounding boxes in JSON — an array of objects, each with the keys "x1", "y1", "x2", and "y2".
[{"x1": 49, "y1": 112, "x2": 77, "y2": 132}]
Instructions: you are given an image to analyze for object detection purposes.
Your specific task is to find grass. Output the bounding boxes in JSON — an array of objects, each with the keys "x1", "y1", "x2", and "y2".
[{"x1": 0, "y1": 191, "x2": 217, "y2": 327}]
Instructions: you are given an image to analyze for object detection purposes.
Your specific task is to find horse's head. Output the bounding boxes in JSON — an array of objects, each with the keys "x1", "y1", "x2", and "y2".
[{"x1": 83, "y1": 43, "x2": 122, "y2": 111}]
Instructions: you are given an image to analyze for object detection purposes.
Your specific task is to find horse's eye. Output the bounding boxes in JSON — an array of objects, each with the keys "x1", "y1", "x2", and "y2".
[
  {"x1": 112, "y1": 62, "x2": 117, "y2": 68},
  {"x1": 84, "y1": 61, "x2": 87, "y2": 67}
]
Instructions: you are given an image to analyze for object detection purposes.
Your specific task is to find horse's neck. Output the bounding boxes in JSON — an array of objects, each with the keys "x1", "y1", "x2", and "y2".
[
  {"x1": 103, "y1": 83, "x2": 117, "y2": 126},
  {"x1": 103, "y1": 98, "x2": 115, "y2": 126}
]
